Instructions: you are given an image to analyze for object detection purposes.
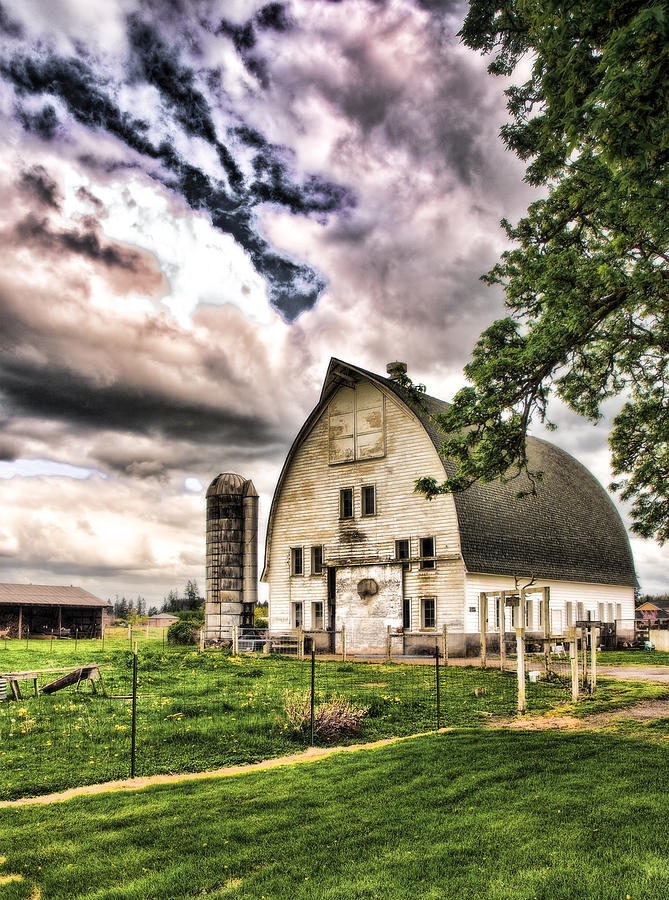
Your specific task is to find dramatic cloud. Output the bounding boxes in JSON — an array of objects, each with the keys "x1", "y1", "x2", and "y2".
[{"x1": 0, "y1": 0, "x2": 664, "y2": 601}]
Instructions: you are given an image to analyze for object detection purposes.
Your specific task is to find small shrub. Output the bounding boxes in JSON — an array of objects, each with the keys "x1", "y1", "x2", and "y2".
[
  {"x1": 284, "y1": 691, "x2": 369, "y2": 741},
  {"x1": 167, "y1": 610, "x2": 204, "y2": 645}
]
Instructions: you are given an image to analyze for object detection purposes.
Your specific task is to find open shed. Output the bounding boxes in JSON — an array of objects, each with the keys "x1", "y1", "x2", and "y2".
[{"x1": 0, "y1": 583, "x2": 110, "y2": 638}]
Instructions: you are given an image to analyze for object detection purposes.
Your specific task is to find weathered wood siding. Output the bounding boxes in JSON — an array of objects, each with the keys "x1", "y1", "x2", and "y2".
[{"x1": 266, "y1": 380, "x2": 466, "y2": 650}]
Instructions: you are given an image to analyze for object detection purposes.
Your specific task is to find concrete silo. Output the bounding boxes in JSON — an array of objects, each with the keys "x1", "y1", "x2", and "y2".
[{"x1": 205, "y1": 473, "x2": 258, "y2": 641}]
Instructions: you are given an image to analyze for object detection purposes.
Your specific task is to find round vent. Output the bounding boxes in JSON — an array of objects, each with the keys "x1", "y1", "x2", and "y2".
[{"x1": 357, "y1": 578, "x2": 379, "y2": 598}]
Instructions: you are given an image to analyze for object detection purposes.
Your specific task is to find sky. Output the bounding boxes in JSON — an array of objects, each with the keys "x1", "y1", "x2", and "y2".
[{"x1": 0, "y1": 0, "x2": 665, "y2": 606}]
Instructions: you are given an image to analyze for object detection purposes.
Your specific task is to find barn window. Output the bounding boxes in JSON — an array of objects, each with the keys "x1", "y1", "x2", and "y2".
[
  {"x1": 292, "y1": 602, "x2": 303, "y2": 628},
  {"x1": 290, "y1": 547, "x2": 303, "y2": 576},
  {"x1": 361, "y1": 485, "x2": 376, "y2": 516},
  {"x1": 403, "y1": 597, "x2": 411, "y2": 629},
  {"x1": 312, "y1": 602, "x2": 324, "y2": 630},
  {"x1": 419, "y1": 537, "x2": 435, "y2": 569},
  {"x1": 311, "y1": 545, "x2": 323, "y2": 575},
  {"x1": 328, "y1": 383, "x2": 385, "y2": 464},
  {"x1": 421, "y1": 598, "x2": 436, "y2": 630},
  {"x1": 395, "y1": 538, "x2": 410, "y2": 560},
  {"x1": 339, "y1": 488, "x2": 353, "y2": 519}
]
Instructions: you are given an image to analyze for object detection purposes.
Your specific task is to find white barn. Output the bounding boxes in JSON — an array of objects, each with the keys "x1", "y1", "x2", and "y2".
[{"x1": 262, "y1": 359, "x2": 637, "y2": 655}]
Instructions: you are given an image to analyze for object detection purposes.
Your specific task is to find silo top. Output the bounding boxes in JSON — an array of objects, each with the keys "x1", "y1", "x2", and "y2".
[
  {"x1": 206, "y1": 473, "x2": 259, "y2": 498},
  {"x1": 206, "y1": 473, "x2": 247, "y2": 497}
]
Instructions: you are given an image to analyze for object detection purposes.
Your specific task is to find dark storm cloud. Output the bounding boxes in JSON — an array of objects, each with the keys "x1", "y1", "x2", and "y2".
[
  {"x1": 0, "y1": 2, "x2": 22, "y2": 38},
  {"x1": 0, "y1": 354, "x2": 286, "y2": 449},
  {"x1": 19, "y1": 165, "x2": 62, "y2": 209},
  {"x1": 17, "y1": 103, "x2": 59, "y2": 139},
  {"x1": 14, "y1": 213, "x2": 144, "y2": 271},
  {"x1": 0, "y1": 12, "x2": 353, "y2": 320}
]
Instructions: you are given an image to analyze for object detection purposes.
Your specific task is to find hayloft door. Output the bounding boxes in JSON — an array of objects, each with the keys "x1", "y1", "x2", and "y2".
[{"x1": 327, "y1": 566, "x2": 337, "y2": 652}]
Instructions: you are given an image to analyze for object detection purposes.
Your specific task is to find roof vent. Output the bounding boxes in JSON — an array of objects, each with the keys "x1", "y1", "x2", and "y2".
[{"x1": 386, "y1": 361, "x2": 407, "y2": 382}]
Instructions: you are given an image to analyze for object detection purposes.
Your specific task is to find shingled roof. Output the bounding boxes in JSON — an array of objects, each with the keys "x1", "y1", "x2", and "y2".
[
  {"x1": 0, "y1": 584, "x2": 109, "y2": 607},
  {"x1": 326, "y1": 359, "x2": 637, "y2": 588}
]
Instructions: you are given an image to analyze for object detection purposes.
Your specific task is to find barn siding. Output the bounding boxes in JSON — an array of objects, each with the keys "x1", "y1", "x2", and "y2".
[
  {"x1": 463, "y1": 573, "x2": 635, "y2": 635},
  {"x1": 267, "y1": 382, "x2": 466, "y2": 649}
]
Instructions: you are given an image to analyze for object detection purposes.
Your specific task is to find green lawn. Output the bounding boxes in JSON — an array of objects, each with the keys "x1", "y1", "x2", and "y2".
[
  {"x1": 1, "y1": 641, "x2": 666, "y2": 801},
  {"x1": 1, "y1": 729, "x2": 669, "y2": 899},
  {"x1": 596, "y1": 650, "x2": 669, "y2": 666}
]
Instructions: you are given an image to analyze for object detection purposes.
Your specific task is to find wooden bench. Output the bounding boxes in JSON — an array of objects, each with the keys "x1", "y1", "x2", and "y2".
[{"x1": 0, "y1": 664, "x2": 103, "y2": 700}]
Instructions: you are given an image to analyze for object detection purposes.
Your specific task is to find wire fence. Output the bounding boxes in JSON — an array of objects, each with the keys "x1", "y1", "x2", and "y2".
[{"x1": 0, "y1": 642, "x2": 575, "y2": 802}]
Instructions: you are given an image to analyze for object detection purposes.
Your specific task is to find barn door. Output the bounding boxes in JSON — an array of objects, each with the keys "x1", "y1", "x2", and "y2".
[{"x1": 327, "y1": 566, "x2": 337, "y2": 652}]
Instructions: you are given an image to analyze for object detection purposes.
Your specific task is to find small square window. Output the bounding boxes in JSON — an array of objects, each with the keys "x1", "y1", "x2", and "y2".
[
  {"x1": 361, "y1": 485, "x2": 376, "y2": 516},
  {"x1": 340, "y1": 488, "x2": 353, "y2": 519},
  {"x1": 419, "y1": 536, "x2": 435, "y2": 569},
  {"x1": 395, "y1": 539, "x2": 410, "y2": 560},
  {"x1": 290, "y1": 547, "x2": 303, "y2": 576},
  {"x1": 312, "y1": 601, "x2": 323, "y2": 630},
  {"x1": 311, "y1": 545, "x2": 323, "y2": 575},
  {"x1": 421, "y1": 598, "x2": 436, "y2": 630}
]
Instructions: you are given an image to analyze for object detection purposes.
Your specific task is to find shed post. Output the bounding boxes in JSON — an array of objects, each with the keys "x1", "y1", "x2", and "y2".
[
  {"x1": 569, "y1": 627, "x2": 579, "y2": 701},
  {"x1": 499, "y1": 593, "x2": 506, "y2": 671},
  {"x1": 18, "y1": 605, "x2": 22, "y2": 639},
  {"x1": 589, "y1": 624, "x2": 597, "y2": 693},
  {"x1": 479, "y1": 592, "x2": 487, "y2": 668},
  {"x1": 515, "y1": 627, "x2": 526, "y2": 714},
  {"x1": 386, "y1": 625, "x2": 392, "y2": 663},
  {"x1": 341, "y1": 623, "x2": 346, "y2": 662},
  {"x1": 58, "y1": 606, "x2": 62, "y2": 638},
  {"x1": 442, "y1": 624, "x2": 448, "y2": 665}
]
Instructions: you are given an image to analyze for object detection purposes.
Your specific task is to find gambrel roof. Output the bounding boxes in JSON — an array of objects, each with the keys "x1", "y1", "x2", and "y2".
[{"x1": 263, "y1": 359, "x2": 637, "y2": 588}]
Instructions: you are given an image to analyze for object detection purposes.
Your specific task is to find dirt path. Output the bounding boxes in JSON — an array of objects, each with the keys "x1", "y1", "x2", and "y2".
[{"x1": 0, "y1": 730, "x2": 443, "y2": 809}]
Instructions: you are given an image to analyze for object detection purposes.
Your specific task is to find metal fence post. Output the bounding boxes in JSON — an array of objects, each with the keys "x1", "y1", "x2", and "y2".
[
  {"x1": 131, "y1": 641, "x2": 138, "y2": 778},
  {"x1": 442, "y1": 624, "x2": 448, "y2": 666},
  {"x1": 435, "y1": 645, "x2": 441, "y2": 730},
  {"x1": 310, "y1": 649, "x2": 316, "y2": 745}
]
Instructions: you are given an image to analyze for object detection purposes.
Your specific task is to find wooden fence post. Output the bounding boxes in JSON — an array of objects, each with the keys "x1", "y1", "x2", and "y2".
[
  {"x1": 297, "y1": 626, "x2": 304, "y2": 661},
  {"x1": 515, "y1": 627, "x2": 526, "y2": 714},
  {"x1": 442, "y1": 624, "x2": 448, "y2": 665},
  {"x1": 499, "y1": 593, "x2": 506, "y2": 671},
  {"x1": 569, "y1": 626, "x2": 579, "y2": 701},
  {"x1": 589, "y1": 624, "x2": 597, "y2": 693},
  {"x1": 386, "y1": 625, "x2": 392, "y2": 663},
  {"x1": 232, "y1": 624, "x2": 239, "y2": 655},
  {"x1": 479, "y1": 593, "x2": 487, "y2": 668}
]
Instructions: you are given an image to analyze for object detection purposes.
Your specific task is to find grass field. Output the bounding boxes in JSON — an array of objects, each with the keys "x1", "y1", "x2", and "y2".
[
  {"x1": 1, "y1": 640, "x2": 666, "y2": 802},
  {"x1": 596, "y1": 650, "x2": 669, "y2": 666},
  {"x1": 2, "y1": 729, "x2": 669, "y2": 899}
]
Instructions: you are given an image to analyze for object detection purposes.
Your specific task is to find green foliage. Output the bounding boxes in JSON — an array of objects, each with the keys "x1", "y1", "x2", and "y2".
[
  {"x1": 167, "y1": 609, "x2": 204, "y2": 645},
  {"x1": 421, "y1": 1, "x2": 669, "y2": 542}
]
